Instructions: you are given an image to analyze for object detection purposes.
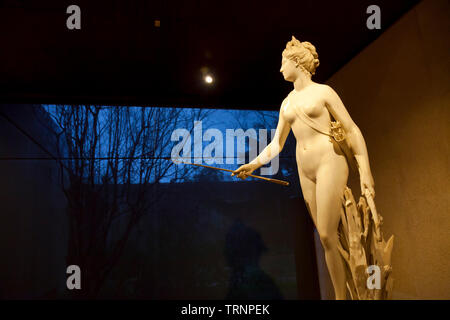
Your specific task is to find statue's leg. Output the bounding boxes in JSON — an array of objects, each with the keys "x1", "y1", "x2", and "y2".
[
  {"x1": 315, "y1": 164, "x2": 348, "y2": 300},
  {"x1": 298, "y1": 172, "x2": 317, "y2": 227}
]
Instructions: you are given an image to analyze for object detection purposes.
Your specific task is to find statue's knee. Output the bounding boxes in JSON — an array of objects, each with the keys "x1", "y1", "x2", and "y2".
[{"x1": 319, "y1": 233, "x2": 336, "y2": 251}]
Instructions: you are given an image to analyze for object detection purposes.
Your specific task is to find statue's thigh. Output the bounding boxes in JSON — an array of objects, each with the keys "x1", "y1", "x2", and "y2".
[
  {"x1": 299, "y1": 172, "x2": 317, "y2": 227},
  {"x1": 315, "y1": 164, "x2": 347, "y2": 235}
]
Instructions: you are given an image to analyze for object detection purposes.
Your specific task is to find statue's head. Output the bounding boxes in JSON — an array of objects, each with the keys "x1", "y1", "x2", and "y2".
[{"x1": 280, "y1": 36, "x2": 320, "y2": 82}]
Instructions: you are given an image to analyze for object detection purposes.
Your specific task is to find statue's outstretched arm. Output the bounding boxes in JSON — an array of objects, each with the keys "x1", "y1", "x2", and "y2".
[{"x1": 232, "y1": 103, "x2": 291, "y2": 179}]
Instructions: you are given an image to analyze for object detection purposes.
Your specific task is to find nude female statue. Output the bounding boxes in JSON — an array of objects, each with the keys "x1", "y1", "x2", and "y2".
[{"x1": 231, "y1": 36, "x2": 375, "y2": 300}]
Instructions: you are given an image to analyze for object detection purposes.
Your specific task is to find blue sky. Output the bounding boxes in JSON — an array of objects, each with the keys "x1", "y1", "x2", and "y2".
[{"x1": 42, "y1": 105, "x2": 281, "y2": 183}]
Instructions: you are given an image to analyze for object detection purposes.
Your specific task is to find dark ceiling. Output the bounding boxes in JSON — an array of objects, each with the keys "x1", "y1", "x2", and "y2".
[{"x1": 0, "y1": 0, "x2": 420, "y2": 110}]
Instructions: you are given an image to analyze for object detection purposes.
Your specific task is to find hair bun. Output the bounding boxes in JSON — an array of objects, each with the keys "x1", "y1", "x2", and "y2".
[
  {"x1": 283, "y1": 36, "x2": 320, "y2": 76},
  {"x1": 301, "y1": 41, "x2": 318, "y2": 59}
]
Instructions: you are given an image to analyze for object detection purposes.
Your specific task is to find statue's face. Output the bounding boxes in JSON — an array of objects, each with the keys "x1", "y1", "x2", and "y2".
[{"x1": 280, "y1": 56, "x2": 297, "y2": 82}]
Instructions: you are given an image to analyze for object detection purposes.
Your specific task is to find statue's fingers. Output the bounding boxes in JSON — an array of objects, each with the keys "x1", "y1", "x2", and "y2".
[{"x1": 238, "y1": 172, "x2": 247, "y2": 179}]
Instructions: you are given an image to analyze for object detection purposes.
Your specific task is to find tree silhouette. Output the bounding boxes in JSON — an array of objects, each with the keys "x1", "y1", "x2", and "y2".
[{"x1": 42, "y1": 105, "x2": 210, "y2": 298}]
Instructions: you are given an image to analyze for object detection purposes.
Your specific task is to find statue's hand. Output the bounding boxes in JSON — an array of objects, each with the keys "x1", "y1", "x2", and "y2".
[
  {"x1": 360, "y1": 172, "x2": 375, "y2": 199},
  {"x1": 231, "y1": 163, "x2": 257, "y2": 180}
]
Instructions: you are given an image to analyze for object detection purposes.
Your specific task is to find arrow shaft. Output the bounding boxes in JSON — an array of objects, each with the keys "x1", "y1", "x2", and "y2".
[{"x1": 185, "y1": 162, "x2": 289, "y2": 186}]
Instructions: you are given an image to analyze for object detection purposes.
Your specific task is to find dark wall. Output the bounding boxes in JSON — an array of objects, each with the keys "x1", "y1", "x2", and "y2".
[
  {"x1": 0, "y1": 105, "x2": 68, "y2": 299},
  {"x1": 103, "y1": 181, "x2": 320, "y2": 299}
]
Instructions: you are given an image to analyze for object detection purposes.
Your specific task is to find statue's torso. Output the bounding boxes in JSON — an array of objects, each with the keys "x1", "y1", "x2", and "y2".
[{"x1": 281, "y1": 83, "x2": 347, "y2": 181}]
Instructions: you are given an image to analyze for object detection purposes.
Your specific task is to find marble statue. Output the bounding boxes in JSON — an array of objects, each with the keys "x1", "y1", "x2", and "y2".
[{"x1": 231, "y1": 36, "x2": 393, "y2": 300}]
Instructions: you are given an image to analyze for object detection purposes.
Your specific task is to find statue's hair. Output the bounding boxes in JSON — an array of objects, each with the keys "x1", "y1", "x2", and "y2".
[{"x1": 282, "y1": 36, "x2": 320, "y2": 76}]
